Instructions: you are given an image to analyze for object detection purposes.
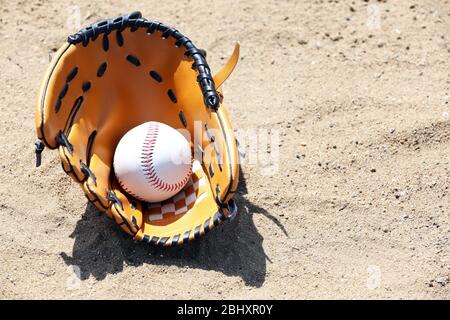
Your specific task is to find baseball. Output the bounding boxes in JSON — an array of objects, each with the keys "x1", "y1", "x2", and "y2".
[{"x1": 113, "y1": 121, "x2": 192, "y2": 203}]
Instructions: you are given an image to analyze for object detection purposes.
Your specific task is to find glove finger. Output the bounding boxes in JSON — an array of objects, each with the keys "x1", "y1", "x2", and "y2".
[
  {"x1": 77, "y1": 126, "x2": 143, "y2": 236},
  {"x1": 107, "y1": 178, "x2": 143, "y2": 238},
  {"x1": 79, "y1": 128, "x2": 114, "y2": 210},
  {"x1": 37, "y1": 43, "x2": 92, "y2": 149}
]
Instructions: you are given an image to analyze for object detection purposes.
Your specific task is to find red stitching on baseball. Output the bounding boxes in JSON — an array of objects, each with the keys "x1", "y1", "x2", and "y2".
[
  {"x1": 141, "y1": 122, "x2": 192, "y2": 193},
  {"x1": 117, "y1": 178, "x2": 147, "y2": 202}
]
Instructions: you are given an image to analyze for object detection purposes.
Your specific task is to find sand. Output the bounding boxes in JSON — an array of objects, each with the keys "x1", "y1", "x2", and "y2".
[{"x1": 0, "y1": 0, "x2": 449, "y2": 299}]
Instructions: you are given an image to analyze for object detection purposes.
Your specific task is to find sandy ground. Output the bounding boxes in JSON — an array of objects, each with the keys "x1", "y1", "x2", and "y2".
[{"x1": 0, "y1": 0, "x2": 449, "y2": 299}]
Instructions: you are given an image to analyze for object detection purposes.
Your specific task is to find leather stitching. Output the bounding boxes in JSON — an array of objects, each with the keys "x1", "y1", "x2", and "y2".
[{"x1": 141, "y1": 123, "x2": 192, "y2": 193}]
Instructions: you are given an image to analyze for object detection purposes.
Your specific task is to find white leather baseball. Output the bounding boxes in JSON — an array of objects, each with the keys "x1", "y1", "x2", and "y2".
[{"x1": 113, "y1": 121, "x2": 192, "y2": 203}]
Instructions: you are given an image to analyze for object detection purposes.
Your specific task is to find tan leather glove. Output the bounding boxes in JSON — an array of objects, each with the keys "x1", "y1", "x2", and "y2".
[{"x1": 35, "y1": 12, "x2": 240, "y2": 246}]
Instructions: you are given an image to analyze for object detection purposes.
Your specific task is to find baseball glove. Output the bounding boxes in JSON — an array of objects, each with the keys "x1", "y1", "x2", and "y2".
[{"x1": 35, "y1": 12, "x2": 240, "y2": 246}]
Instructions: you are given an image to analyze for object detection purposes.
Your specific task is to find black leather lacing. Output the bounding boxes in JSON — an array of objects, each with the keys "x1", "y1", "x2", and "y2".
[
  {"x1": 107, "y1": 189, "x2": 123, "y2": 210},
  {"x1": 178, "y1": 111, "x2": 187, "y2": 127},
  {"x1": 56, "y1": 131, "x2": 73, "y2": 154},
  {"x1": 35, "y1": 140, "x2": 45, "y2": 167},
  {"x1": 97, "y1": 62, "x2": 107, "y2": 77},
  {"x1": 80, "y1": 161, "x2": 97, "y2": 186},
  {"x1": 67, "y1": 11, "x2": 220, "y2": 110}
]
